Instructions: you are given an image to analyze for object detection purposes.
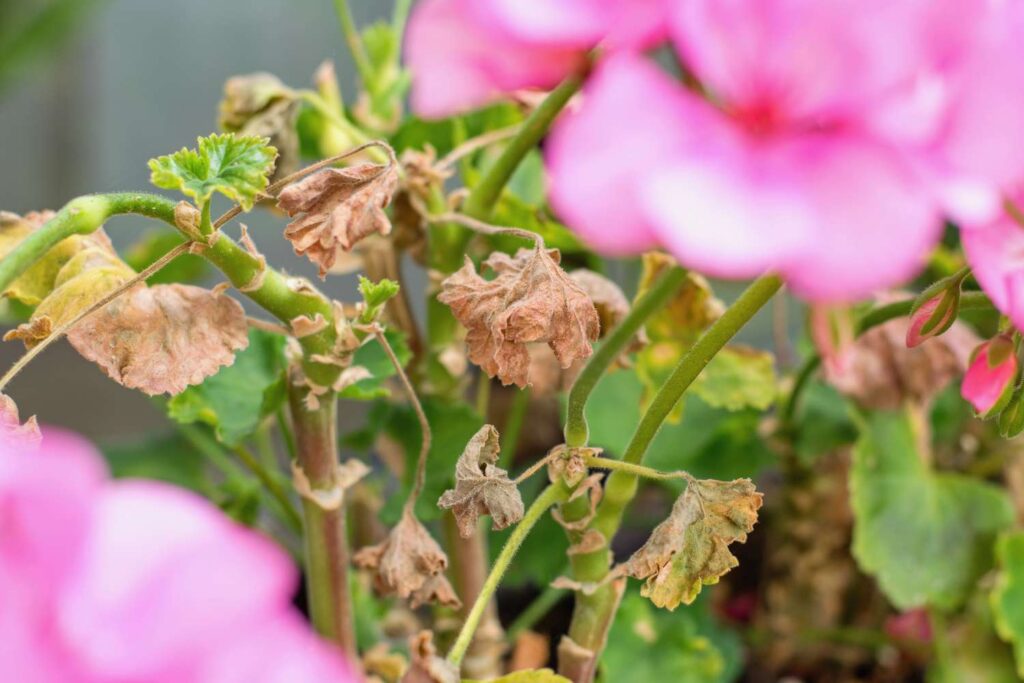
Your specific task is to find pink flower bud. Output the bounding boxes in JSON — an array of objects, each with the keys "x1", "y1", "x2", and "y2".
[
  {"x1": 885, "y1": 609, "x2": 932, "y2": 644},
  {"x1": 962, "y1": 335, "x2": 1019, "y2": 416},
  {"x1": 906, "y1": 282, "x2": 961, "y2": 348}
]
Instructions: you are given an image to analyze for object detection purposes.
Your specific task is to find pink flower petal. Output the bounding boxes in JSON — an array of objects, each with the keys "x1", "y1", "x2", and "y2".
[
  {"x1": 962, "y1": 211, "x2": 1024, "y2": 330},
  {"x1": 546, "y1": 54, "x2": 698, "y2": 254},
  {"x1": 60, "y1": 482, "x2": 296, "y2": 679},
  {"x1": 962, "y1": 341, "x2": 1018, "y2": 414},
  {"x1": 406, "y1": 0, "x2": 585, "y2": 117}
]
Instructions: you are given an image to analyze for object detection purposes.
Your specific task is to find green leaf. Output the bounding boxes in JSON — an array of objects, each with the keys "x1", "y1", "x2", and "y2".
[
  {"x1": 166, "y1": 329, "x2": 287, "y2": 446},
  {"x1": 582, "y1": 369, "x2": 775, "y2": 484},
  {"x1": 792, "y1": 380, "x2": 858, "y2": 463},
  {"x1": 123, "y1": 230, "x2": 210, "y2": 285},
  {"x1": 601, "y1": 589, "x2": 742, "y2": 683},
  {"x1": 149, "y1": 133, "x2": 277, "y2": 210},
  {"x1": 927, "y1": 596, "x2": 1020, "y2": 683},
  {"x1": 100, "y1": 432, "x2": 206, "y2": 491},
  {"x1": 850, "y1": 409, "x2": 1014, "y2": 611},
  {"x1": 991, "y1": 531, "x2": 1024, "y2": 677},
  {"x1": 352, "y1": 397, "x2": 483, "y2": 522},
  {"x1": 691, "y1": 345, "x2": 777, "y2": 412},
  {"x1": 465, "y1": 670, "x2": 571, "y2": 683},
  {"x1": 339, "y1": 330, "x2": 411, "y2": 400}
]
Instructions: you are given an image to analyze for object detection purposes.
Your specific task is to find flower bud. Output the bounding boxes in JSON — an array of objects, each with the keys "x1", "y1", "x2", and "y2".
[
  {"x1": 962, "y1": 335, "x2": 1019, "y2": 417},
  {"x1": 906, "y1": 278, "x2": 962, "y2": 348}
]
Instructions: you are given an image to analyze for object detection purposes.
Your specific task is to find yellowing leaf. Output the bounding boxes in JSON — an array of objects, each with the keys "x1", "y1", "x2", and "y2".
[
  {"x1": 991, "y1": 532, "x2": 1024, "y2": 677},
  {"x1": 278, "y1": 162, "x2": 399, "y2": 276},
  {"x1": 0, "y1": 211, "x2": 88, "y2": 306},
  {"x1": 691, "y1": 345, "x2": 777, "y2": 411},
  {"x1": 439, "y1": 247, "x2": 599, "y2": 388},
  {"x1": 438, "y1": 424, "x2": 523, "y2": 537},
  {"x1": 464, "y1": 669, "x2": 572, "y2": 682},
  {"x1": 149, "y1": 133, "x2": 277, "y2": 210},
  {"x1": 623, "y1": 477, "x2": 762, "y2": 610}
]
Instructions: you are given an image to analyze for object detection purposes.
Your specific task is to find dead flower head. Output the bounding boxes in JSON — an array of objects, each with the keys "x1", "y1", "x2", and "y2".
[
  {"x1": 278, "y1": 162, "x2": 399, "y2": 277},
  {"x1": 438, "y1": 246, "x2": 599, "y2": 388},
  {"x1": 354, "y1": 508, "x2": 461, "y2": 610},
  {"x1": 438, "y1": 424, "x2": 524, "y2": 538}
]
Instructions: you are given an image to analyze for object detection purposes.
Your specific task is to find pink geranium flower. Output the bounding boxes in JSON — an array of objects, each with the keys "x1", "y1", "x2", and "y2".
[
  {"x1": 405, "y1": 0, "x2": 668, "y2": 117},
  {"x1": 962, "y1": 336, "x2": 1018, "y2": 415},
  {"x1": 0, "y1": 429, "x2": 352, "y2": 683},
  {"x1": 546, "y1": 0, "x2": 1024, "y2": 301},
  {"x1": 962, "y1": 199, "x2": 1024, "y2": 331}
]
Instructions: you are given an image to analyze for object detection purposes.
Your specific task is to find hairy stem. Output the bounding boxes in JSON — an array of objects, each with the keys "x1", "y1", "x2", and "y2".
[
  {"x1": 287, "y1": 388, "x2": 358, "y2": 660},
  {"x1": 581, "y1": 456, "x2": 691, "y2": 482},
  {"x1": 564, "y1": 265, "x2": 688, "y2": 447},
  {"x1": 332, "y1": 0, "x2": 374, "y2": 89},
  {"x1": 498, "y1": 387, "x2": 530, "y2": 470},
  {"x1": 559, "y1": 274, "x2": 783, "y2": 681},
  {"x1": 447, "y1": 483, "x2": 568, "y2": 668},
  {"x1": 233, "y1": 445, "x2": 303, "y2": 533}
]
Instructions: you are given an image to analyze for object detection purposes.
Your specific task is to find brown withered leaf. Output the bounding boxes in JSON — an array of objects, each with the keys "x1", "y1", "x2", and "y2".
[
  {"x1": 0, "y1": 392, "x2": 40, "y2": 447},
  {"x1": 67, "y1": 284, "x2": 249, "y2": 396},
  {"x1": 623, "y1": 477, "x2": 762, "y2": 610},
  {"x1": 401, "y1": 631, "x2": 458, "y2": 683},
  {"x1": 219, "y1": 73, "x2": 299, "y2": 181},
  {"x1": 278, "y1": 163, "x2": 399, "y2": 277},
  {"x1": 354, "y1": 508, "x2": 461, "y2": 609},
  {"x1": 438, "y1": 424, "x2": 524, "y2": 538},
  {"x1": 438, "y1": 247, "x2": 599, "y2": 388},
  {"x1": 568, "y1": 269, "x2": 630, "y2": 338}
]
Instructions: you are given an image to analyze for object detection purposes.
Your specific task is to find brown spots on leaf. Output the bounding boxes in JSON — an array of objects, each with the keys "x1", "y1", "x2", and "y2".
[
  {"x1": 66, "y1": 284, "x2": 249, "y2": 396},
  {"x1": 438, "y1": 424, "x2": 524, "y2": 538},
  {"x1": 438, "y1": 247, "x2": 599, "y2": 388},
  {"x1": 354, "y1": 508, "x2": 461, "y2": 610},
  {"x1": 278, "y1": 162, "x2": 399, "y2": 277},
  {"x1": 622, "y1": 477, "x2": 762, "y2": 610}
]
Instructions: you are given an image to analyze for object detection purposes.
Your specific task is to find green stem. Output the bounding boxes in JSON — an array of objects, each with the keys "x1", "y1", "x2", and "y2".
[
  {"x1": 778, "y1": 289, "x2": 994, "y2": 428},
  {"x1": 447, "y1": 483, "x2": 568, "y2": 668},
  {"x1": 560, "y1": 274, "x2": 783, "y2": 680},
  {"x1": 287, "y1": 389, "x2": 358, "y2": 659},
  {"x1": 234, "y1": 445, "x2": 303, "y2": 533},
  {"x1": 0, "y1": 192, "x2": 343, "y2": 387},
  {"x1": 507, "y1": 583, "x2": 566, "y2": 640},
  {"x1": 582, "y1": 455, "x2": 689, "y2": 482},
  {"x1": 564, "y1": 265, "x2": 687, "y2": 447},
  {"x1": 332, "y1": 0, "x2": 375, "y2": 89},
  {"x1": 392, "y1": 0, "x2": 412, "y2": 40},
  {"x1": 461, "y1": 73, "x2": 583, "y2": 221},
  {"x1": 475, "y1": 374, "x2": 491, "y2": 418}
]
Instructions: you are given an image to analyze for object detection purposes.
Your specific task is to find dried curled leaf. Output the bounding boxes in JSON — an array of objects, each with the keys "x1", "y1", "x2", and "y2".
[
  {"x1": 623, "y1": 478, "x2": 762, "y2": 610},
  {"x1": 401, "y1": 631, "x2": 458, "y2": 683},
  {"x1": 438, "y1": 424, "x2": 524, "y2": 538},
  {"x1": 354, "y1": 508, "x2": 461, "y2": 609},
  {"x1": 438, "y1": 247, "x2": 599, "y2": 388},
  {"x1": 0, "y1": 392, "x2": 40, "y2": 447},
  {"x1": 278, "y1": 163, "x2": 399, "y2": 277},
  {"x1": 67, "y1": 284, "x2": 249, "y2": 396}
]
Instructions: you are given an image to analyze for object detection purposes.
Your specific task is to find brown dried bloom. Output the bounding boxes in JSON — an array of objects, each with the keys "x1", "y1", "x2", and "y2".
[
  {"x1": 0, "y1": 392, "x2": 40, "y2": 447},
  {"x1": 219, "y1": 72, "x2": 299, "y2": 180},
  {"x1": 278, "y1": 162, "x2": 399, "y2": 277},
  {"x1": 438, "y1": 247, "x2": 599, "y2": 388},
  {"x1": 438, "y1": 424, "x2": 524, "y2": 538},
  {"x1": 67, "y1": 284, "x2": 249, "y2": 396},
  {"x1": 622, "y1": 477, "x2": 762, "y2": 610},
  {"x1": 824, "y1": 304, "x2": 978, "y2": 410},
  {"x1": 354, "y1": 508, "x2": 461, "y2": 610}
]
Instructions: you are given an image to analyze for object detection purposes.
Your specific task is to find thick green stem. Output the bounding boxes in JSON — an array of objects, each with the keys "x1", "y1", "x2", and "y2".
[
  {"x1": 447, "y1": 483, "x2": 568, "y2": 668},
  {"x1": 287, "y1": 389, "x2": 358, "y2": 660},
  {"x1": 564, "y1": 265, "x2": 687, "y2": 447},
  {"x1": 560, "y1": 274, "x2": 783, "y2": 681},
  {"x1": 332, "y1": 0, "x2": 375, "y2": 89},
  {"x1": 461, "y1": 73, "x2": 583, "y2": 221}
]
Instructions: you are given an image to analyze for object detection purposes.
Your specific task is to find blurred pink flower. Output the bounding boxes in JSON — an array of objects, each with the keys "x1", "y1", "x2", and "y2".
[
  {"x1": 962, "y1": 202, "x2": 1024, "y2": 331},
  {"x1": 0, "y1": 429, "x2": 352, "y2": 683},
  {"x1": 962, "y1": 336, "x2": 1018, "y2": 415},
  {"x1": 405, "y1": 0, "x2": 668, "y2": 117},
  {"x1": 547, "y1": 0, "x2": 1024, "y2": 301}
]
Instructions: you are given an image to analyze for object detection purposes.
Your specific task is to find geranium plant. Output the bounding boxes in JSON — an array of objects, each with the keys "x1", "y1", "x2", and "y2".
[{"x1": 4, "y1": 0, "x2": 1024, "y2": 681}]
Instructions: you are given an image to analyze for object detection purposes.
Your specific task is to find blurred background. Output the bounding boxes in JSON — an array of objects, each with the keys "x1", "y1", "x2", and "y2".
[{"x1": 0, "y1": 0, "x2": 390, "y2": 440}]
